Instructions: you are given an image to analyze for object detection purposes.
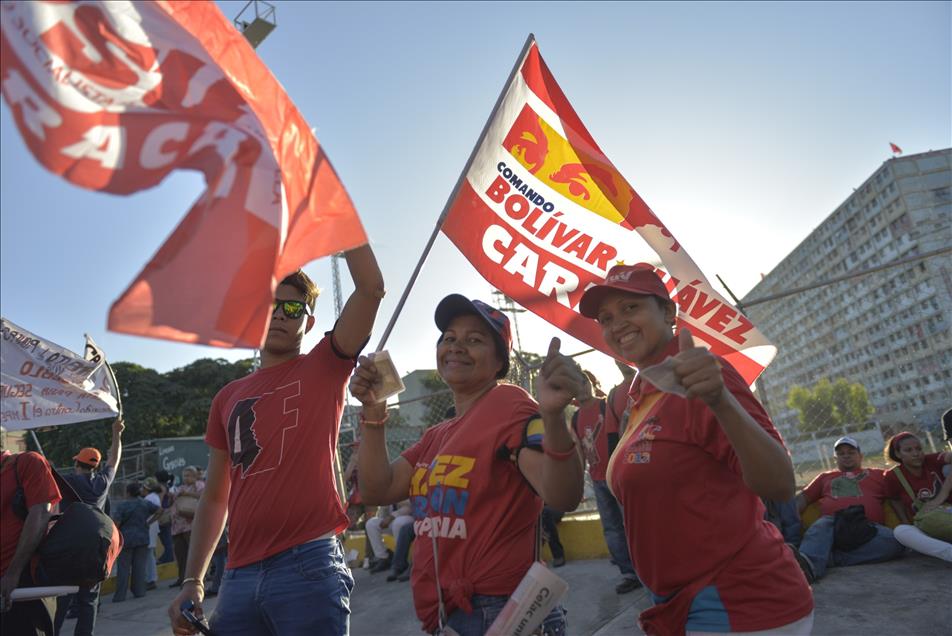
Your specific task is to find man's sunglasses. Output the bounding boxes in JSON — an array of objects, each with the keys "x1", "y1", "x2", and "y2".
[{"x1": 272, "y1": 299, "x2": 312, "y2": 319}]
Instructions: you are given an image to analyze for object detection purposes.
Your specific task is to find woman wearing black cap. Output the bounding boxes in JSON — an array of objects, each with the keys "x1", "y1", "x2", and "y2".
[
  {"x1": 351, "y1": 294, "x2": 584, "y2": 635},
  {"x1": 578, "y1": 263, "x2": 813, "y2": 636}
]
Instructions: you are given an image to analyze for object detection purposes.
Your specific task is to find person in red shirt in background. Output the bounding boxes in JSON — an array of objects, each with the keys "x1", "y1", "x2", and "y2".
[
  {"x1": 352, "y1": 295, "x2": 584, "y2": 636},
  {"x1": 168, "y1": 245, "x2": 385, "y2": 636},
  {"x1": 883, "y1": 432, "x2": 952, "y2": 562},
  {"x1": 795, "y1": 436, "x2": 904, "y2": 580},
  {"x1": 574, "y1": 368, "x2": 641, "y2": 594},
  {"x1": 1, "y1": 449, "x2": 62, "y2": 635},
  {"x1": 579, "y1": 264, "x2": 813, "y2": 636}
]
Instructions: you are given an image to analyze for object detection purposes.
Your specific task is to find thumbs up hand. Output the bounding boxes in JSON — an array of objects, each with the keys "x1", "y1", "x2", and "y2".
[
  {"x1": 536, "y1": 337, "x2": 584, "y2": 417},
  {"x1": 671, "y1": 328, "x2": 726, "y2": 407}
]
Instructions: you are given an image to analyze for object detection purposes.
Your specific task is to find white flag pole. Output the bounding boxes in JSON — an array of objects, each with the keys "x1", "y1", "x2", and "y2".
[{"x1": 374, "y1": 33, "x2": 537, "y2": 352}]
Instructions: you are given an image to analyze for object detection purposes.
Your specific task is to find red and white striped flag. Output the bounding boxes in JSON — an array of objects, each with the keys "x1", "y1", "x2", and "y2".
[
  {"x1": 1, "y1": 1, "x2": 366, "y2": 348},
  {"x1": 440, "y1": 37, "x2": 775, "y2": 383}
]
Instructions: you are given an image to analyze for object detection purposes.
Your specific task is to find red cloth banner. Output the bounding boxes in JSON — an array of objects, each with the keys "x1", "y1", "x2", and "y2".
[
  {"x1": 441, "y1": 38, "x2": 775, "y2": 383},
  {"x1": 0, "y1": 1, "x2": 366, "y2": 348}
]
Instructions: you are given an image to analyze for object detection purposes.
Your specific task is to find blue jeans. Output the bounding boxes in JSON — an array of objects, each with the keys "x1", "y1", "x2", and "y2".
[
  {"x1": 798, "y1": 515, "x2": 905, "y2": 579},
  {"x1": 445, "y1": 594, "x2": 566, "y2": 636},
  {"x1": 53, "y1": 582, "x2": 100, "y2": 636},
  {"x1": 592, "y1": 480, "x2": 637, "y2": 580},
  {"x1": 392, "y1": 522, "x2": 415, "y2": 573},
  {"x1": 207, "y1": 548, "x2": 227, "y2": 592},
  {"x1": 113, "y1": 544, "x2": 150, "y2": 601},
  {"x1": 158, "y1": 523, "x2": 175, "y2": 563},
  {"x1": 763, "y1": 498, "x2": 802, "y2": 546},
  {"x1": 209, "y1": 538, "x2": 354, "y2": 636}
]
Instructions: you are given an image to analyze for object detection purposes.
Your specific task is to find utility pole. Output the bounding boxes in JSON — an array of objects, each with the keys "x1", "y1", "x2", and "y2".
[{"x1": 491, "y1": 290, "x2": 525, "y2": 352}]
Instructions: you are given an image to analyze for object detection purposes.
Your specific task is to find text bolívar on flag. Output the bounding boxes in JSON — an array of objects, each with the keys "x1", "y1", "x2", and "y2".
[
  {"x1": 440, "y1": 36, "x2": 775, "y2": 383},
  {"x1": 1, "y1": 318, "x2": 119, "y2": 431},
  {"x1": 0, "y1": 1, "x2": 366, "y2": 348}
]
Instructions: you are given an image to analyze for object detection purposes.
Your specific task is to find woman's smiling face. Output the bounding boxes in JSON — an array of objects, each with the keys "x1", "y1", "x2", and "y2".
[{"x1": 595, "y1": 291, "x2": 675, "y2": 366}]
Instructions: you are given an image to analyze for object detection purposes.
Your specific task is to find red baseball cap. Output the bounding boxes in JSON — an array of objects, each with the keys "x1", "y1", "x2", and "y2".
[
  {"x1": 73, "y1": 447, "x2": 102, "y2": 467},
  {"x1": 579, "y1": 264, "x2": 671, "y2": 318}
]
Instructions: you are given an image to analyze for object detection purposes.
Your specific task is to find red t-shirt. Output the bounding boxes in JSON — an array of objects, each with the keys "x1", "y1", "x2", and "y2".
[
  {"x1": 205, "y1": 335, "x2": 354, "y2": 568},
  {"x1": 801, "y1": 469, "x2": 889, "y2": 524},
  {"x1": 883, "y1": 453, "x2": 952, "y2": 519},
  {"x1": 607, "y1": 338, "x2": 813, "y2": 633},
  {"x1": 573, "y1": 398, "x2": 609, "y2": 481},
  {"x1": 1, "y1": 451, "x2": 62, "y2": 575},
  {"x1": 401, "y1": 383, "x2": 543, "y2": 633}
]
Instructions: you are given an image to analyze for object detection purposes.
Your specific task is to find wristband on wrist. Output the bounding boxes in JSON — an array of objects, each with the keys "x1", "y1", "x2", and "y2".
[
  {"x1": 182, "y1": 577, "x2": 204, "y2": 588},
  {"x1": 542, "y1": 441, "x2": 577, "y2": 461},
  {"x1": 360, "y1": 411, "x2": 390, "y2": 428}
]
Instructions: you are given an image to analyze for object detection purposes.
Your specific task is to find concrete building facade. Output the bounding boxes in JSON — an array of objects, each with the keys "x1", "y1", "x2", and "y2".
[{"x1": 743, "y1": 149, "x2": 952, "y2": 438}]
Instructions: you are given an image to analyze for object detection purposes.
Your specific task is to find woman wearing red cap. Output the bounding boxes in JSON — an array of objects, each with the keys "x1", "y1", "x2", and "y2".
[
  {"x1": 351, "y1": 294, "x2": 584, "y2": 635},
  {"x1": 578, "y1": 264, "x2": 813, "y2": 635},
  {"x1": 883, "y1": 432, "x2": 952, "y2": 562}
]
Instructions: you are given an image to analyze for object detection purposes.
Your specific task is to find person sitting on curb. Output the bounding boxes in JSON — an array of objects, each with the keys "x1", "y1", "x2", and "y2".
[
  {"x1": 365, "y1": 501, "x2": 414, "y2": 574},
  {"x1": 883, "y1": 431, "x2": 952, "y2": 562},
  {"x1": 796, "y1": 436, "x2": 904, "y2": 580}
]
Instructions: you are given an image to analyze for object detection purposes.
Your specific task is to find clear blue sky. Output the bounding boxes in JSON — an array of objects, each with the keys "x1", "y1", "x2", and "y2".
[{"x1": 1, "y1": 1, "x2": 949, "y2": 391}]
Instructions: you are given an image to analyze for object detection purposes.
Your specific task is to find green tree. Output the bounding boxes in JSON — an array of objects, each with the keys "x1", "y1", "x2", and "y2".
[
  {"x1": 31, "y1": 357, "x2": 254, "y2": 467},
  {"x1": 787, "y1": 378, "x2": 874, "y2": 434}
]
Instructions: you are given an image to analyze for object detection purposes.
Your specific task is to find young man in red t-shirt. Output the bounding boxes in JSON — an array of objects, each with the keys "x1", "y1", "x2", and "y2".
[
  {"x1": 1, "y1": 449, "x2": 62, "y2": 632},
  {"x1": 168, "y1": 246, "x2": 384, "y2": 636},
  {"x1": 574, "y1": 368, "x2": 641, "y2": 594},
  {"x1": 796, "y1": 436, "x2": 904, "y2": 579}
]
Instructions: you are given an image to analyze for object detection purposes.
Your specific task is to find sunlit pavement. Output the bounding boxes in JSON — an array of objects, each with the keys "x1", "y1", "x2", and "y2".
[{"x1": 59, "y1": 554, "x2": 949, "y2": 635}]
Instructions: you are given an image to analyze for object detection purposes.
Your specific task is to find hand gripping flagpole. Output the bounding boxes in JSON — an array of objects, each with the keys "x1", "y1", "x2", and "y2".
[{"x1": 374, "y1": 33, "x2": 538, "y2": 353}]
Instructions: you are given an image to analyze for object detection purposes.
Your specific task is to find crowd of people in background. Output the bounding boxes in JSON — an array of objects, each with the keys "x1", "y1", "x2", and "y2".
[{"x1": 2, "y1": 249, "x2": 950, "y2": 636}]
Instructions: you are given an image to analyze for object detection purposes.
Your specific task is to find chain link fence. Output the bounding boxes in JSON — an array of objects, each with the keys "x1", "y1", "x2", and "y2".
[
  {"x1": 774, "y1": 415, "x2": 947, "y2": 489},
  {"x1": 336, "y1": 353, "x2": 602, "y2": 522}
]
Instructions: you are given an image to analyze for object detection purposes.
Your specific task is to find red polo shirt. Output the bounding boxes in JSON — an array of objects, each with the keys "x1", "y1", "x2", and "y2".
[{"x1": 607, "y1": 338, "x2": 813, "y2": 633}]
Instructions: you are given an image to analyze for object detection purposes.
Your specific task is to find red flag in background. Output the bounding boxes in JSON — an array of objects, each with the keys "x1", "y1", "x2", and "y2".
[
  {"x1": 440, "y1": 37, "x2": 776, "y2": 384},
  {"x1": 889, "y1": 142, "x2": 903, "y2": 155},
  {"x1": 0, "y1": 1, "x2": 366, "y2": 348}
]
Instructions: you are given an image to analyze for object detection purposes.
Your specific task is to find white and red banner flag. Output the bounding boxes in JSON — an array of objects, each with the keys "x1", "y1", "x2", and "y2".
[
  {"x1": 1, "y1": 318, "x2": 119, "y2": 430},
  {"x1": 0, "y1": 1, "x2": 367, "y2": 348},
  {"x1": 441, "y1": 37, "x2": 775, "y2": 383}
]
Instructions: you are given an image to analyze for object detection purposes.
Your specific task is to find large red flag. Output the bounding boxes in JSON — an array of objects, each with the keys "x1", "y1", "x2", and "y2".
[
  {"x1": 441, "y1": 37, "x2": 775, "y2": 383},
  {"x1": 0, "y1": 1, "x2": 366, "y2": 348}
]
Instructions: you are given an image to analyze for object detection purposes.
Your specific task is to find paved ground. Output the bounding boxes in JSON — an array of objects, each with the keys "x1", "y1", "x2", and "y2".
[{"x1": 59, "y1": 554, "x2": 950, "y2": 635}]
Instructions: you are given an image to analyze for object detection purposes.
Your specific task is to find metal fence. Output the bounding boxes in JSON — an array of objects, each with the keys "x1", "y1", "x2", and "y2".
[
  {"x1": 336, "y1": 354, "x2": 605, "y2": 515},
  {"x1": 336, "y1": 349, "x2": 949, "y2": 514},
  {"x1": 776, "y1": 418, "x2": 946, "y2": 489}
]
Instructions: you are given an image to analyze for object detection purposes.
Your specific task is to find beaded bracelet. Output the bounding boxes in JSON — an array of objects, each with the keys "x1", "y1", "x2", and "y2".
[
  {"x1": 360, "y1": 412, "x2": 390, "y2": 429},
  {"x1": 542, "y1": 441, "x2": 577, "y2": 461}
]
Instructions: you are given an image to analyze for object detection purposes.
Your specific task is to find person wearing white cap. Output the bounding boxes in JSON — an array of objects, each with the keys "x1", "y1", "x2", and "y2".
[{"x1": 796, "y1": 436, "x2": 904, "y2": 580}]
